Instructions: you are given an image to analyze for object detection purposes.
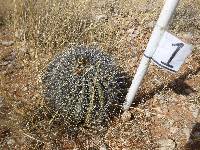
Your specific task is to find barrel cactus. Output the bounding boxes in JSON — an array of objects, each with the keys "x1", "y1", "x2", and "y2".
[{"x1": 42, "y1": 46, "x2": 130, "y2": 135}]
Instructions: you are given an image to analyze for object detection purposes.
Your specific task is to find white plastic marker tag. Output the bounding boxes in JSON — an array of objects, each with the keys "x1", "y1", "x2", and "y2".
[{"x1": 151, "y1": 31, "x2": 192, "y2": 72}]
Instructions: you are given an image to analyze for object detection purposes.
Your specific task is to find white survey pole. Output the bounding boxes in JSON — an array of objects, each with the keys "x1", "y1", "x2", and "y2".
[{"x1": 123, "y1": 0, "x2": 180, "y2": 110}]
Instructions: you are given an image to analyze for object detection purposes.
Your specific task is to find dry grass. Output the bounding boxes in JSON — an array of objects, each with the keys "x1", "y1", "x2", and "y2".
[
  {"x1": 0, "y1": 0, "x2": 200, "y2": 149},
  {"x1": 0, "y1": 0, "x2": 13, "y2": 26},
  {"x1": 13, "y1": 0, "x2": 131, "y2": 52}
]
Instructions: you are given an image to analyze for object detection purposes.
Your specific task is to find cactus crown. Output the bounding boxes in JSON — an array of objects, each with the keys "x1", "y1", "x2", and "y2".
[{"x1": 42, "y1": 46, "x2": 130, "y2": 135}]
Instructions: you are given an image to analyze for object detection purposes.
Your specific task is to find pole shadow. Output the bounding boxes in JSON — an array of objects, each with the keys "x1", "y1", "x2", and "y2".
[{"x1": 132, "y1": 67, "x2": 200, "y2": 107}]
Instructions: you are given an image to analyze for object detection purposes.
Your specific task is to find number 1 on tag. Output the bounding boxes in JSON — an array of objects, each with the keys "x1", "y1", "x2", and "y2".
[
  {"x1": 161, "y1": 42, "x2": 184, "y2": 68},
  {"x1": 152, "y1": 32, "x2": 192, "y2": 72}
]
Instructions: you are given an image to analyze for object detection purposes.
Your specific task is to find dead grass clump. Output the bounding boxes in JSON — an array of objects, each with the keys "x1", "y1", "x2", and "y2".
[
  {"x1": 14, "y1": 0, "x2": 91, "y2": 50},
  {"x1": 12, "y1": 0, "x2": 140, "y2": 54},
  {"x1": 0, "y1": 0, "x2": 13, "y2": 26}
]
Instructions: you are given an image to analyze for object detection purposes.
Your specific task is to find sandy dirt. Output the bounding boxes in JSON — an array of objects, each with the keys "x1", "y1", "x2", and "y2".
[{"x1": 0, "y1": 0, "x2": 200, "y2": 149}]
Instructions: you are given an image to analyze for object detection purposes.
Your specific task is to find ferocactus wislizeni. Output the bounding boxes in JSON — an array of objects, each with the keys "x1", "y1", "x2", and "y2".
[{"x1": 42, "y1": 46, "x2": 130, "y2": 135}]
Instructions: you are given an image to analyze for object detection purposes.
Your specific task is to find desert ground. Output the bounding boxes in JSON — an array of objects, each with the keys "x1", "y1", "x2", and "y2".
[{"x1": 0, "y1": 0, "x2": 200, "y2": 149}]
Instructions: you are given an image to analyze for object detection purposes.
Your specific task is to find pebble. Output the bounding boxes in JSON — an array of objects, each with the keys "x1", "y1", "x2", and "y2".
[
  {"x1": 7, "y1": 138, "x2": 15, "y2": 145},
  {"x1": 189, "y1": 104, "x2": 199, "y2": 118},
  {"x1": 183, "y1": 32, "x2": 193, "y2": 43},
  {"x1": 1, "y1": 40, "x2": 14, "y2": 46},
  {"x1": 100, "y1": 143, "x2": 109, "y2": 150},
  {"x1": 0, "y1": 61, "x2": 10, "y2": 66},
  {"x1": 164, "y1": 119, "x2": 175, "y2": 129},
  {"x1": 159, "y1": 139, "x2": 176, "y2": 150},
  {"x1": 22, "y1": 86, "x2": 28, "y2": 92},
  {"x1": 147, "y1": 21, "x2": 155, "y2": 28},
  {"x1": 127, "y1": 28, "x2": 140, "y2": 38},
  {"x1": 0, "y1": 96, "x2": 4, "y2": 107},
  {"x1": 170, "y1": 127, "x2": 179, "y2": 134},
  {"x1": 145, "y1": 109, "x2": 151, "y2": 117},
  {"x1": 121, "y1": 111, "x2": 132, "y2": 122},
  {"x1": 95, "y1": 14, "x2": 108, "y2": 22},
  {"x1": 183, "y1": 127, "x2": 190, "y2": 140}
]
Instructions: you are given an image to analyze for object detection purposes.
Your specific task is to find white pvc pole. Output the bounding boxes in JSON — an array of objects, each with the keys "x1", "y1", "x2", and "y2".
[{"x1": 123, "y1": 0, "x2": 180, "y2": 111}]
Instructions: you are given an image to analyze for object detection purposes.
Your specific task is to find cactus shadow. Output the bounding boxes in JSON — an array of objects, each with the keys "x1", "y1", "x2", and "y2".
[{"x1": 132, "y1": 66, "x2": 200, "y2": 107}]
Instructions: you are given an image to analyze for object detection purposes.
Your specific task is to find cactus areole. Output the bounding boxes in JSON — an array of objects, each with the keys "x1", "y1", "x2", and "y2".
[{"x1": 42, "y1": 46, "x2": 130, "y2": 134}]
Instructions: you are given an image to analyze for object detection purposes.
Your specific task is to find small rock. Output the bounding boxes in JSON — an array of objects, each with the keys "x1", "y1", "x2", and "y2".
[
  {"x1": 100, "y1": 143, "x2": 109, "y2": 150},
  {"x1": 127, "y1": 28, "x2": 140, "y2": 38},
  {"x1": 0, "y1": 96, "x2": 4, "y2": 107},
  {"x1": 183, "y1": 127, "x2": 190, "y2": 140},
  {"x1": 164, "y1": 119, "x2": 175, "y2": 129},
  {"x1": 148, "y1": 21, "x2": 155, "y2": 28},
  {"x1": 170, "y1": 127, "x2": 179, "y2": 134},
  {"x1": 157, "y1": 113, "x2": 164, "y2": 119},
  {"x1": 183, "y1": 32, "x2": 193, "y2": 43},
  {"x1": 139, "y1": 5, "x2": 149, "y2": 13},
  {"x1": 121, "y1": 111, "x2": 132, "y2": 122},
  {"x1": 0, "y1": 61, "x2": 10, "y2": 66},
  {"x1": 7, "y1": 138, "x2": 15, "y2": 145},
  {"x1": 22, "y1": 86, "x2": 28, "y2": 92},
  {"x1": 159, "y1": 139, "x2": 176, "y2": 150},
  {"x1": 127, "y1": 28, "x2": 135, "y2": 34},
  {"x1": 95, "y1": 14, "x2": 107, "y2": 22},
  {"x1": 15, "y1": 29, "x2": 23, "y2": 38},
  {"x1": 189, "y1": 104, "x2": 199, "y2": 118},
  {"x1": 145, "y1": 109, "x2": 151, "y2": 117},
  {"x1": 1, "y1": 40, "x2": 14, "y2": 46}
]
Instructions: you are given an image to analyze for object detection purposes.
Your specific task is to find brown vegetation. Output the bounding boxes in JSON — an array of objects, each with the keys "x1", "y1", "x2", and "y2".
[{"x1": 0, "y1": 0, "x2": 200, "y2": 149}]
